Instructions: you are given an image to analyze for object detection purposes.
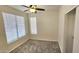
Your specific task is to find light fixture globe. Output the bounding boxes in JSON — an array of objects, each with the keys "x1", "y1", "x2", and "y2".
[{"x1": 29, "y1": 8, "x2": 36, "y2": 13}]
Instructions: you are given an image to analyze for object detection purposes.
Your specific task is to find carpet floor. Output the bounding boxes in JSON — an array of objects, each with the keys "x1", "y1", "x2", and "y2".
[{"x1": 11, "y1": 39, "x2": 61, "y2": 53}]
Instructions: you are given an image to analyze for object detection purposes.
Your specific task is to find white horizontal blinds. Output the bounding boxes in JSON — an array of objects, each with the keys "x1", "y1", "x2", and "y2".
[
  {"x1": 16, "y1": 16, "x2": 25, "y2": 37},
  {"x1": 2, "y1": 13, "x2": 26, "y2": 44},
  {"x1": 30, "y1": 17, "x2": 37, "y2": 34},
  {"x1": 2, "y1": 13, "x2": 18, "y2": 44}
]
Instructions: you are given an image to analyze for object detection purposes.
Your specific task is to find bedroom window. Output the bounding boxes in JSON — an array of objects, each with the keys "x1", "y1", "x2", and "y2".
[
  {"x1": 30, "y1": 17, "x2": 37, "y2": 34},
  {"x1": 2, "y1": 13, "x2": 25, "y2": 44}
]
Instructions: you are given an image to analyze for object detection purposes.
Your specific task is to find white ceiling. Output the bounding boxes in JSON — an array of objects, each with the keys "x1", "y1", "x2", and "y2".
[{"x1": 10, "y1": 5, "x2": 60, "y2": 13}]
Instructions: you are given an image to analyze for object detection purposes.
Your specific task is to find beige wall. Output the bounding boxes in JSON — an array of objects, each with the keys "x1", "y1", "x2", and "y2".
[
  {"x1": 58, "y1": 5, "x2": 77, "y2": 52},
  {"x1": 64, "y1": 10, "x2": 75, "y2": 53},
  {"x1": 29, "y1": 9, "x2": 59, "y2": 41},
  {"x1": 73, "y1": 6, "x2": 79, "y2": 52},
  {"x1": 0, "y1": 5, "x2": 29, "y2": 52}
]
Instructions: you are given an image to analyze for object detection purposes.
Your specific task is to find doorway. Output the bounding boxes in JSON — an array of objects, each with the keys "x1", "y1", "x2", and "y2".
[{"x1": 64, "y1": 9, "x2": 76, "y2": 53}]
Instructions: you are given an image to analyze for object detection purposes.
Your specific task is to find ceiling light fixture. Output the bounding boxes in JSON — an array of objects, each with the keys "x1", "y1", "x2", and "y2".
[{"x1": 29, "y1": 8, "x2": 36, "y2": 13}]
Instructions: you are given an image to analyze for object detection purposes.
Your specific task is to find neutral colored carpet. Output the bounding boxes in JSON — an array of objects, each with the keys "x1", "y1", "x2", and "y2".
[{"x1": 11, "y1": 39, "x2": 61, "y2": 53}]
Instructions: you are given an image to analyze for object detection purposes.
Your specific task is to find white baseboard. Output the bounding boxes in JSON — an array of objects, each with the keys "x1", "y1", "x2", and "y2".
[{"x1": 30, "y1": 38, "x2": 58, "y2": 42}]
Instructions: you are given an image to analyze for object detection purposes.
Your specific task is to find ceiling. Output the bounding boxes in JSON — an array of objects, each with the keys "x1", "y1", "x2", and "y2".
[{"x1": 10, "y1": 5, "x2": 60, "y2": 13}]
